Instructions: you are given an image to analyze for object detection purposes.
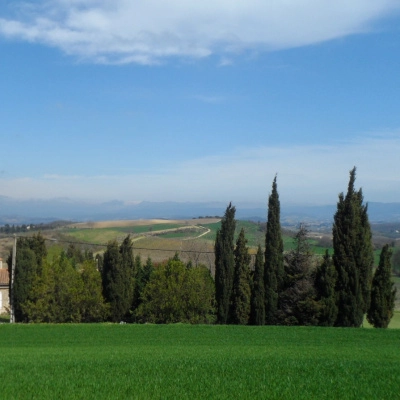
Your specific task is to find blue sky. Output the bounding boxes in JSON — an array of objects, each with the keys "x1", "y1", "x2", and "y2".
[{"x1": 0, "y1": 1, "x2": 399, "y2": 206}]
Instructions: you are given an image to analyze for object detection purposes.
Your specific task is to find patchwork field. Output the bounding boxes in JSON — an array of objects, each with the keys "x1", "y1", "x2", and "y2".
[{"x1": 0, "y1": 324, "x2": 399, "y2": 399}]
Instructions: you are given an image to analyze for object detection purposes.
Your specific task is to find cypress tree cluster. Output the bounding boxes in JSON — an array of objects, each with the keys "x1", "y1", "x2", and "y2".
[
  {"x1": 332, "y1": 167, "x2": 374, "y2": 327},
  {"x1": 213, "y1": 169, "x2": 393, "y2": 328}
]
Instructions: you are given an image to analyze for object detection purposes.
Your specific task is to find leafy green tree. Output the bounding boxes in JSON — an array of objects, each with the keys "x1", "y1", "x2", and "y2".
[
  {"x1": 66, "y1": 243, "x2": 85, "y2": 267},
  {"x1": 136, "y1": 260, "x2": 215, "y2": 324},
  {"x1": 367, "y1": 245, "x2": 397, "y2": 328},
  {"x1": 250, "y1": 245, "x2": 265, "y2": 325},
  {"x1": 215, "y1": 203, "x2": 236, "y2": 324},
  {"x1": 21, "y1": 259, "x2": 56, "y2": 322},
  {"x1": 80, "y1": 260, "x2": 110, "y2": 322},
  {"x1": 231, "y1": 228, "x2": 251, "y2": 325},
  {"x1": 22, "y1": 254, "x2": 83, "y2": 323},
  {"x1": 22, "y1": 257, "x2": 108, "y2": 323},
  {"x1": 264, "y1": 176, "x2": 284, "y2": 324},
  {"x1": 315, "y1": 250, "x2": 338, "y2": 326},
  {"x1": 102, "y1": 236, "x2": 135, "y2": 322},
  {"x1": 333, "y1": 167, "x2": 374, "y2": 327}
]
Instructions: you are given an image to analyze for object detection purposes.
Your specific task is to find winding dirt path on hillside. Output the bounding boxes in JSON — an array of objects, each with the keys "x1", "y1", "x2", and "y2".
[{"x1": 130, "y1": 225, "x2": 210, "y2": 243}]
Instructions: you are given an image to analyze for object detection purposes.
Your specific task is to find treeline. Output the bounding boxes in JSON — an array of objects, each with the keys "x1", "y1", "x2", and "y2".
[
  {"x1": 0, "y1": 220, "x2": 71, "y2": 234},
  {"x1": 6, "y1": 167, "x2": 397, "y2": 327},
  {"x1": 8, "y1": 235, "x2": 215, "y2": 323}
]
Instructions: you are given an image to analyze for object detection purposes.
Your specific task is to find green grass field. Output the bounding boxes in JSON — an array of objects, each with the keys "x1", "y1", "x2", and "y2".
[
  {"x1": 64, "y1": 224, "x2": 184, "y2": 243},
  {"x1": 0, "y1": 324, "x2": 399, "y2": 399}
]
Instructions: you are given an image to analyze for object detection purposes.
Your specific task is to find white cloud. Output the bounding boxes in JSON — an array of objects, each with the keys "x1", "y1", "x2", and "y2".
[
  {"x1": 0, "y1": 0, "x2": 399, "y2": 64},
  {"x1": 1, "y1": 134, "x2": 399, "y2": 204}
]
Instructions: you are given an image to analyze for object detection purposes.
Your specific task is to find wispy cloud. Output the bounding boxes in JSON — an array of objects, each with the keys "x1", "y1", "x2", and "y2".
[
  {"x1": 0, "y1": 1, "x2": 399, "y2": 64},
  {"x1": 1, "y1": 134, "x2": 399, "y2": 204}
]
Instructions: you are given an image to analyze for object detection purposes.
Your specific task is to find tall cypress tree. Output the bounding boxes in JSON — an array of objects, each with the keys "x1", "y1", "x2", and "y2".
[
  {"x1": 215, "y1": 202, "x2": 236, "y2": 324},
  {"x1": 231, "y1": 228, "x2": 251, "y2": 325},
  {"x1": 264, "y1": 176, "x2": 284, "y2": 324},
  {"x1": 367, "y1": 245, "x2": 396, "y2": 328},
  {"x1": 250, "y1": 245, "x2": 265, "y2": 325},
  {"x1": 333, "y1": 167, "x2": 374, "y2": 327}
]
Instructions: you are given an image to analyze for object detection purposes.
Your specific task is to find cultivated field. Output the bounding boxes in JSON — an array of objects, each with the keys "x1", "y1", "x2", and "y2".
[{"x1": 0, "y1": 324, "x2": 399, "y2": 399}]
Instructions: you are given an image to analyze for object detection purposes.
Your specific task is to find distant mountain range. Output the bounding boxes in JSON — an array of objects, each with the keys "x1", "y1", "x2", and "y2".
[{"x1": 0, "y1": 196, "x2": 399, "y2": 225}]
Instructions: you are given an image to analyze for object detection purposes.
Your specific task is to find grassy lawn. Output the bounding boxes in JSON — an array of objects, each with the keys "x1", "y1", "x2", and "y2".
[{"x1": 0, "y1": 324, "x2": 398, "y2": 399}]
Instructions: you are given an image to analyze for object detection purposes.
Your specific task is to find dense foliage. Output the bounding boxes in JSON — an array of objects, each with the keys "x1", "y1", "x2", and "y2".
[
  {"x1": 214, "y1": 202, "x2": 236, "y2": 324},
  {"x1": 22, "y1": 257, "x2": 109, "y2": 323},
  {"x1": 7, "y1": 233, "x2": 47, "y2": 322},
  {"x1": 333, "y1": 167, "x2": 374, "y2": 327},
  {"x1": 250, "y1": 245, "x2": 265, "y2": 325},
  {"x1": 135, "y1": 259, "x2": 215, "y2": 324},
  {"x1": 367, "y1": 244, "x2": 397, "y2": 328},
  {"x1": 278, "y1": 224, "x2": 319, "y2": 325},
  {"x1": 314, "y1": 250, "x2": 338, "y2": 326},
  {"x1": 231, "y1": 228, "x2": 251, "y2": 324},
  {"x1": 102, "y1": 237, "x2": 135, "y2": 322}
]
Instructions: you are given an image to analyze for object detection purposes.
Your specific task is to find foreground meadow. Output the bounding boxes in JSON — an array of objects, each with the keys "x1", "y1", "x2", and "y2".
[{"x1": 0, "y1": 324, "x2": 399, "y2": 399}]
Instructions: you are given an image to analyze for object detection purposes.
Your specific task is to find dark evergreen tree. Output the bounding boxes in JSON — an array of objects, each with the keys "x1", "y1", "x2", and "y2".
[
  {"x1": 358, "y1": 193, "x2": 374, "y2": 314},
  {"x1": 102, "y1": 240, "x2": 120, "y2": 320},
  {"x1": 231, "y1": 228, "x2": 251, "y2": 325},
  {"x1": 333, "y1": 167, "x2": 374, "y2": 327},
  {"x1": 214, "y1": 202, "x2": 236, "y2": 324},
  {"x1": 250, "y1": 245, "x2": 265, "y2": 325},
  {"x1": 264, "y1": 176, "x2": 284, "y2": 324},
  {"x1": 132, "y1": 255, "x2": 155, "y2": 314},
  {"x1": 279, "y1": 224, "x2": 318, "y2": 325},
  {"x1": 367, "y1": 245, "x2": 396, "y2": 328},
  {"x1": 315, "y1": 250, "x2": 338, "y2": 326},
  {"x1": 102, "y1": 236, "x2": 135, "y2": 322},
  {"x1": 9, "y1": 247, "x2": 37, "y2": 322},
  {"x1": 118, "y1": 235, "x2": 135, "y2": 319},
  {"x1": 143, "y1": 257, "x2": 154, "y2": 282},
  {"x1": 132, "y1": 254, "x2": 143, "y2": 311},
  {"x1": 7, "y1": 233, "x2": 47, "y2": 322}
]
